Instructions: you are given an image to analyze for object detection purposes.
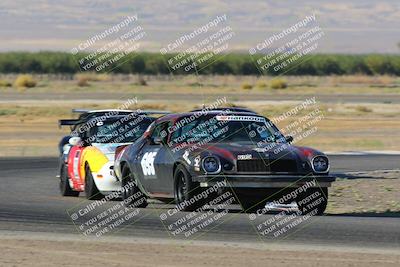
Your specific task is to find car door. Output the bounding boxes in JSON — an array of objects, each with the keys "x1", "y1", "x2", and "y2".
[{"x1": 135, "y1": 121, "x2": 174, "y2": 196}]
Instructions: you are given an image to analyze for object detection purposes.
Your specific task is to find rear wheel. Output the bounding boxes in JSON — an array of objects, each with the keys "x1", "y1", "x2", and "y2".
[
  {"x1": 85, "y1": 164, "x2": 103, "y2": 200},
  {"x1": 59, "y1": 163, "x2": 79, "y2": 197},
  {"x1": 174, "y1": 165, "x2": 207, "y2": 211},
  {"x1": 296, "y1": 187, "x2": 328, "y2": 216},
  {"x1": 121, "y1": 165, "x2": 148, "y2": 208}
]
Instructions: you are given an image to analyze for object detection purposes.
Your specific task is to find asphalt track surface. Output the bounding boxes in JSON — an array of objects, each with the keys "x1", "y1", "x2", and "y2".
[{"x1": 0, "y1": 155, "x2": 399, "y2": 249}]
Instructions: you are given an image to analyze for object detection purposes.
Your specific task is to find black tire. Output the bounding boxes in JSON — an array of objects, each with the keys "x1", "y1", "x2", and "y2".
[
  {"x1": 59, "y1": 163, "x2": 79, "y2": 197},
  {"x1": 174, "y1": 165, "x2": 207, "y2": 212},
  {"x1": 121, "y1": 165, "x2": 148, "y2": 208},
  {"x1": 295, "y1": 187, "x2": 328, "y2": 216},
  {"x1": 84, "y1": 164, "x2": 103, "y2": 200},
  {"x1": 156, "y1": 198, "x2": 175, "y2": 204}
]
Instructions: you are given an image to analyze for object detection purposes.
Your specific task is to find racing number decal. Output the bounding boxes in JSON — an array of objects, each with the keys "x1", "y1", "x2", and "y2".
[{"x1": 141, "y1": 151, "x2": 157, "y2": 176}]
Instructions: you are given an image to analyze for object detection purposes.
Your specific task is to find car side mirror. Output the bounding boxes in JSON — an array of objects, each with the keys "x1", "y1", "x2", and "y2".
[
  {"x1": 285, "y1": 135, "x2": 293, "y2": 143},
  {"x1": 152, "y1": 136, "x2": 163, "y2": 145},
  {"x1": 69, "y1": 136, "x2": 82, "y2": 146}
]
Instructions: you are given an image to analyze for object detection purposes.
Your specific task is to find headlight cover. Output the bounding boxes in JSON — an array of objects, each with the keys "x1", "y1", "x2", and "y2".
[
  {"x1": 311, "y1": 155, "x2": 329, "y2": 173},
  {"x1": 202, "y1": 156, "x2": 221, "y2": 174}
]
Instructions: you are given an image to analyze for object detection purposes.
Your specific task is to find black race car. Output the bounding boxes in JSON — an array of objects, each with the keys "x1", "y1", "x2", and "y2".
[{"x1": 115, "y1": 109, "x2": 335, "y2": 215}]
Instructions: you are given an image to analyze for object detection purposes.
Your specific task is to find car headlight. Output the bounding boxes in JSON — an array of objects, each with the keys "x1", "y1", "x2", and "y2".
[
  {"x1": 202, "y1": 156, "x2": 221, "y2": 174},
  {"x1": 312, "y1": 156, "x2": 329, "y2": 173}
]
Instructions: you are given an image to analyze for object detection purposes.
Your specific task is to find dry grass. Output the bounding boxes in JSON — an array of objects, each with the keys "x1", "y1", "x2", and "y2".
[
  {"x1": 328, "y1": 177, "x2": 400, "y2": 214},
  {"x1": 74, "y1": 72, "x2": 111, "y2": 82},
  {"x1": 241, "y1": 83, "x2": 253, "y2": 90},
  {"x1": 0, "y1": 74, "x2": 399, "y2": 95},
  {"x1": 355, "y1": 106, "x2": 373, "y2": 113},
  {"x1": 0, "y1": 80, "x2": 12, "y2": 87},
  {"x1": 255, "y1": 80, "x2": 268, "y2": 88},
  {"x1": 331, "y1": 75, "x2": 397, "y2": 85},
  {"x1": 270, "y1": 79, "x2": 288, "y2": 89},
  {"x1": 137, "y1": 76, "x2": 148, "y2": 86},
  {"x1": 77, "y1": 77, "x2": 90, "y2": 87},
  {"x1": 14, "y1": 75, "x2": 37, "y2": 88}
]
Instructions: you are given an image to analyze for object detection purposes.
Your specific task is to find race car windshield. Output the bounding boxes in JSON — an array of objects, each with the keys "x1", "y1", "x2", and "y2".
[
  {"x1": 170, "y1": 115, "x2": 285, "y2": 144},
  {"x1": 88, "y1": 117, "x2": 153, "y2": 144}
]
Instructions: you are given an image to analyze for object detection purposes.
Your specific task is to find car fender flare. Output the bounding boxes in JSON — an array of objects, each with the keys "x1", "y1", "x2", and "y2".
[
  {"x1": 80, "y1": 147, "x2": 109, "y2": 183},
  {"x1": 173, "y1": 160, "x2": 193, "y2": 181}
]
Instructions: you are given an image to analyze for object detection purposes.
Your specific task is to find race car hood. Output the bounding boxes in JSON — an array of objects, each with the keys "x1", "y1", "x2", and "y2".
[
  {"x1": 194, "y1": 142, "x2": 317, "y2": 162},
  {"x1": 91, "y1": 143, "x2": 132, "y2": 161}
]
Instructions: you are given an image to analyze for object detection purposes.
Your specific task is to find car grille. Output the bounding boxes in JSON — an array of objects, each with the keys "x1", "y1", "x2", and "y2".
[
  {"x1": 237, "y1": 159, "x2": 298, "y2": 173},
  {"x1": 270, "y1": 159, "x2": 298, "y2": 173},
  {"x1": 237, "y1": 159, "x2": 269, "y2": 172}
]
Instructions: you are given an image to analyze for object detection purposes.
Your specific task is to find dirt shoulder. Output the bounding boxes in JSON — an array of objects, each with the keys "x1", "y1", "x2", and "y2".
[
  {"x1": 1, "y1": 232, "x2": 399, "y2": 267},
  {"x1": 327, "y1": 173, "x2": 400, "y2": 215}
]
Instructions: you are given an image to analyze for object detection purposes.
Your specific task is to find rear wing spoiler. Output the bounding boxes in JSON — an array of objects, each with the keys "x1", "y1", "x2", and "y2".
[
  {"x1": 71, "y1": 109, "x2": 171, "y2": 115},
  {"x1": 58, "y1": 119, "x2": 79, "y2": 129},
  {"x1": 59, "y1": 110, "x2": 170, "y2": 129},
  {"x1": 72, "y1": 109, "x2": 90, "y2": 114},
  {"x1": 141, "y1": 110, "x2": 171, "y2": 115}
]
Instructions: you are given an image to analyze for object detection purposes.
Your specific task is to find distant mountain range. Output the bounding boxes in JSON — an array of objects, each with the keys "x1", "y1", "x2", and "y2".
[{"x1": 0, "y1": 0, "x2": 399, "y2": 53}]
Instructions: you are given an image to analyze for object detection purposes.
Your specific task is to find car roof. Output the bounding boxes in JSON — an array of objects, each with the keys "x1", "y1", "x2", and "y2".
[
  {"x1": 157, "y1": 110, "x2": 267, "y2": 123},
  {"x1": 78, "y1": 110, "x2": 142, "y2": 121},
  {"x1": 189, "y1": 107, "x2": 257, "y2": 114},
  {"x1": 73, "y1": 109, "x2": 136, "y2": 114},
  {"x1": 86, "y1": 114, "x2": 155, "y2": 123}
]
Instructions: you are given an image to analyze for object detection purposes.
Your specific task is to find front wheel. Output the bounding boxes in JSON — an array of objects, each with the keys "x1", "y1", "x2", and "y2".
[
  {"x1": 174, "y1": 165, "x2": 207, "y2": 212},
  {"x1": 85, "y1": 164, "x2": 103, "y2": 200},
  {"x1": 121, "y1": 165, "x2": 148, "y2": 208},
  {"x1": 59, "y1": 163, "x2": 79, "y2": 197},
  {"x1": 295, "y1": 187, "x2": 328, "y2": 216}
]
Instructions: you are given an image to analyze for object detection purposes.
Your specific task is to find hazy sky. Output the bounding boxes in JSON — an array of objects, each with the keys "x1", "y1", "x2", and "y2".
[{"x1": 0, "y1": 0, "x2": 399, "y2": 53}]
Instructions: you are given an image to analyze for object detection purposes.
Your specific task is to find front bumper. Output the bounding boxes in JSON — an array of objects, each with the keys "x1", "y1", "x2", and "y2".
[
  {"x1": 193, "y1": 174, "x2": 336, "y2": 188},
  {"x1": 93, "y1": 162, "x2": 121, "y2": 192}
]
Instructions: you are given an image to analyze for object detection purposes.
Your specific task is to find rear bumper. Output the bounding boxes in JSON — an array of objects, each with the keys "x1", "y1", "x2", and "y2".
[{"x1": 193, "y1": 174, "x2": 336, "y2": 188}]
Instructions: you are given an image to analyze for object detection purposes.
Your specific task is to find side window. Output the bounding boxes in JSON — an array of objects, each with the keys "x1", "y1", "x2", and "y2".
[
  {"x1": 150, "y1": 121, "x2": 170, "y2": 144},
  {"x1": 83, "y1": 125, "x2": 91, "y2": 145},
  {"x1": 75, "y1": 123, "x2": 91, "y2": 146}
]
